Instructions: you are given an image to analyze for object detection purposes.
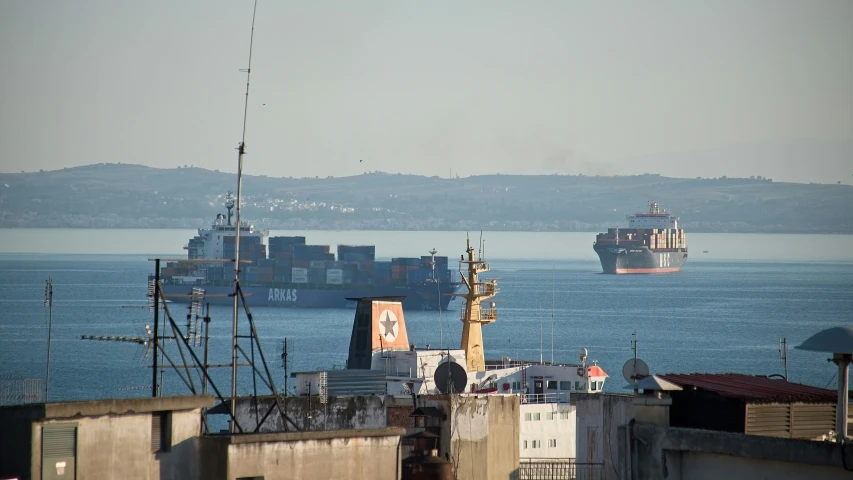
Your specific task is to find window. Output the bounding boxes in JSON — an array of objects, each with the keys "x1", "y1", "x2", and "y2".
[
  {"x1": 533, "y1": 412, "x2": 541, "y2": 421},
  {"x1": 560, "y1": 411, "x2": 570, "y2": 420},
  {"x1": 575, "y1": 381, "x2": 586, "y2": 391},
  {"x1": 151, "y1": 411, "x2": 172, "y2": 453},
  {"x1": 547, "y1": 380, "x2": 558, "y2": 390},
  {"x1": 548, "y1": 439, "x2": 557, "y2": 448},
  {"x1": 512, "y1": 381, "x2": 522, "y2": 390},
  {"x1": 546, "y1": 412, "x2": 555, "y2": 420},
  {"x1": 524, "y1": 412, "x2": 532, "y2": 421},
  {"x1": 591, "y1": 381, "x2": 598, "y2": 391},
  {"x1": 523, "y1": 440, "x2": 528, "y2": 449},
  {"x1": 559, "y1": 381, "x2": 571, "y2": 390},
  {"x1": 532, "y1": 440, "x2": 540, "y2": 448}
]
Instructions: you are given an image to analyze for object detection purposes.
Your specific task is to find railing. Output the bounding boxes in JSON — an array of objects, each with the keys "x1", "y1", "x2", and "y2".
[
  {"x1": 516, "y1": 459, "x2": 604, "y2": 480},
  {"x1": 521, "y1": 392, "x2": 570, "y2": 404},
  {"x1": 460, "y1": 307, "x2": 498, "y2": 323}
]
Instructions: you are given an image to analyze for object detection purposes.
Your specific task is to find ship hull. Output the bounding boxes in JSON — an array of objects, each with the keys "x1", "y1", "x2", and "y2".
[
  {"x1": 593, "y1": 245, "x2": 688, "y2": 274},
  {"x1": 158, "y1": 281, "x2": 462, "y2": 310}
]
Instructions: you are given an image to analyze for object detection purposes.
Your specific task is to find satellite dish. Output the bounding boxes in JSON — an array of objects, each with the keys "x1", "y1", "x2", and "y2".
[
  {"x1": 622, "y1": 358, "x2": 650, "y2": 384},
  {"x1": 434, "y1": 362, "x2": 467, "y2": 394}
]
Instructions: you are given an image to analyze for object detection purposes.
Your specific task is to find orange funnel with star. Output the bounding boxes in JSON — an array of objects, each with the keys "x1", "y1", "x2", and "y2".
[{"x1": 346, "y1": 297, "x2": 410, "y2": 370}]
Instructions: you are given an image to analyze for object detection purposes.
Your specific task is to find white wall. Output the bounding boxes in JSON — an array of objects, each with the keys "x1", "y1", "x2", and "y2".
[{"x1": 519, "y1": 403, "x2": 576, "y2": 459}]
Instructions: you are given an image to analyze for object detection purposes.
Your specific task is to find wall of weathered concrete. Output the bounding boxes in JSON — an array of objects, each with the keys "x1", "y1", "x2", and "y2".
[
  {"x1": 574, "y1": 393, "x2": 634, "y2": 480},
  {"x1": 0, "y1": 396, "x2": 214, "y2": 480},
  {"x1": 31, "y1": 409, "x2": 203, "y2": 480},
  {"x1": 633, "y1": 422, "x2": 853, "y2": 480},
  {"x1": 233, "y1": 395, "x2": 409, "y2": 432},
  {"x1": 423, "y1": 394, "x2": 519, "y2": 480},
  {"x1": 200, "y1": 428, "x2": 405, "y2": 480}
]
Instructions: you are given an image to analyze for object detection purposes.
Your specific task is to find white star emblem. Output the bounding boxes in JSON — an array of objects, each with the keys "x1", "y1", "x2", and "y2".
[{"x1": 379, "y1": 310, "x2": 398, "y2": 342}]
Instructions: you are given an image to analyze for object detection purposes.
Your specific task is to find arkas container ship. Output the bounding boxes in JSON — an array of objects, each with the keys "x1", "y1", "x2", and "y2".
[
  {"x1": 593, "y1": 202, "x2": 688, "y2": 274},
  {"x1": 154, "y1": 196, "x2": 462, "y2": 310}
]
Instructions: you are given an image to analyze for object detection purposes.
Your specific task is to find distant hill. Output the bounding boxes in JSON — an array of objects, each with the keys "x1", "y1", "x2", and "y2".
[{"x1": 0, "y1": 163, "x2": 851, "y2": 233}]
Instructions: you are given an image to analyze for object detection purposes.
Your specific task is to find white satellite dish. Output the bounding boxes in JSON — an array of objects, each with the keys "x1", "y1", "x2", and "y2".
[{"x1": 622, "y1": 358, "x2": 650, "y2": 384}]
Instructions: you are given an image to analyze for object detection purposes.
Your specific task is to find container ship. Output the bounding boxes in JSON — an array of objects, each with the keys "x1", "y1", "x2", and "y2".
[
  {"x1": 593, "y1": 202, "x2": 688, "y2": 274},
  {"x1": 154, "y1": 195, "x2": 462, "y2": 310}
]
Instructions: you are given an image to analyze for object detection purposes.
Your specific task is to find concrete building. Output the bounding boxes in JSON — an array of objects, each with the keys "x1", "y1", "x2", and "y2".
[
  {"x1": 568, "y1": 384, "x2": 853, "y2": 479},
  {"x1": 0, "y1": 395, "x2": 406, "y2": 480},
  {"x1": 420, "y1": 394, "x2": 520, "y2": 480},
  {"x1": 0, "y1": 395, "x2": 214, "y2": 480},
  {"x1": 199, "y1": 428, "x2": 405, "y2": 480},
  {"x1": 631, "y1": 423, "x2": 853, "y2": 480},
  {"x1": 519, "y1": 401, "x2": 576, "y2": 459}
]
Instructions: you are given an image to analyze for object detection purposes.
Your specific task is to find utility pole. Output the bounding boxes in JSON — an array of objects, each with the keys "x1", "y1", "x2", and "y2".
[{"x1": 44, "y1": 277, "x2": 53, "y2": 402}]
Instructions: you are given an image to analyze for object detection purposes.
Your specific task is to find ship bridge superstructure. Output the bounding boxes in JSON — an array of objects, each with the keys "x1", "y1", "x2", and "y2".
[
  {"x1": 185, "y1": 193, "x2": 268, "y2": 260},
  {"x1": 627, "y1": 202, "x2": 678, "y2": 229},
  {"x1": 453, "y1": 238, "x2": 498, "y2": 372}
]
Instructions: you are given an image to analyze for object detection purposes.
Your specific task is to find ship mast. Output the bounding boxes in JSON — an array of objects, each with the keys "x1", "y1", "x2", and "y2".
[{"x1": 456, "y1": 237, "x2": 498, "y2": 372}]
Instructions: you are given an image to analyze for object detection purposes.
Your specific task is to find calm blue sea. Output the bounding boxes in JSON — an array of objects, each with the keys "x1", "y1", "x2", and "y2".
[{"x1": 0, "y1": 229, "x2": 852, "y2": 403}]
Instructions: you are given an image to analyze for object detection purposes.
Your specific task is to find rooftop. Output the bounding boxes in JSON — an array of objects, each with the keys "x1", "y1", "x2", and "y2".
[{"x1": 659, "y1": 373, "x2": 837, "y2": 403}]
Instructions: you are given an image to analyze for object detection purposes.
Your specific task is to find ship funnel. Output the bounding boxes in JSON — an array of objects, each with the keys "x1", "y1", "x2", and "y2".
[{"x1": 346, "y1": 296, "x2": 410, "y2": 369}]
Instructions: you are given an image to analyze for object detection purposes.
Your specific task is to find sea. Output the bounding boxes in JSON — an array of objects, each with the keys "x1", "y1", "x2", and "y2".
[{"x1": 1, "y1": 229, "x2": 852, "y2": 404}]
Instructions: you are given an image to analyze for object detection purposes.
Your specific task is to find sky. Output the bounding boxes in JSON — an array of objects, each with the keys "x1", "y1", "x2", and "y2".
[{"x1": 1, "y1": 1, "x2": 851, "y2": 184}]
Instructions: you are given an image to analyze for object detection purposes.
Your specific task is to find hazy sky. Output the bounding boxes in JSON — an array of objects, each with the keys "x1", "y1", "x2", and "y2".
[{"x1": 1, "y1": 1, "x2": 851, "y2": 183}]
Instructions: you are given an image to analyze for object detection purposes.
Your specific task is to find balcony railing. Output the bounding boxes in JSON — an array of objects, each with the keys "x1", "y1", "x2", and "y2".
[
  {"x1": 520, "y1": 392, "x2": 570, "y2": 404},
  {"x1": 516, "y1": 459, "x2": 604, "y2": 480},
  {"x1": 460, "y1": 307, "x2": 498, "y2": 323}
]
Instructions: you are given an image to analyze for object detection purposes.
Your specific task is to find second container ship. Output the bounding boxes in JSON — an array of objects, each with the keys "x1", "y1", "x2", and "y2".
[
  {"x1": 593, "y1": 202, "x2": 688, "y2": 274},
  {"x1": 155, "y1": 195, "x2": 462, "y2": 310}
]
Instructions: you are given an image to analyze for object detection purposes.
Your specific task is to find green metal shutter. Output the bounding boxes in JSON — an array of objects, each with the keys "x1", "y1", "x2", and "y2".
[
  {"x1": 151, "y1": 412, "x2": 171, "y2": 452},
  {"x1": 42, "y1": 425, "x2": 76, "y2": 457}
]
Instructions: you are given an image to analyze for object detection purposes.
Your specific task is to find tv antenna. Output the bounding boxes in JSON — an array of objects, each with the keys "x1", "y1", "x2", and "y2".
[
  {"x1": 622, "y1": 332, "x2": 650, "y2": 390},
  {"x1": 429, "y1": 248, "x2": 443, "y2": 348}
]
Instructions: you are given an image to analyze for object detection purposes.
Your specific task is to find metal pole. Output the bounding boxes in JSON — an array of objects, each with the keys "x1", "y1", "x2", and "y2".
[
  {"x1": 152, "y1": 259, "x2": 160, "y2": 397},
  {"x1": 835, "y1": 353, "x2": 850, "y2": 444},
  {"x1": 203, "y1": 304, "x2": 211, "y2": 396},
  {"x1": 230, "y1": 0, "x2": 258, "y2": 434},
  {"x1": 44, "y1": 277, "x2": 53, "y2": 402}
]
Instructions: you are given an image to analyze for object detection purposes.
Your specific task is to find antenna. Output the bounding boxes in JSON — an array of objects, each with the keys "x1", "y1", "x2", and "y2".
[
  {"x1": 230, "y1": 0, "x2": 258, "y2": 433},
  {"x1": 779, "y1": 337, "x2": 788, "y2": 380},
  {"x1": 539, "y1": 302, "x2": 543, "y2": 365},
  {"x1": 623, "y1": 332, "x2": 650, "y2": 390},
  {"x1": 43, "y1": 277, "x2": 53, "y2": 402},
  {"x1": 429, "y1": 248, "x2": 443, "y2": 348}
]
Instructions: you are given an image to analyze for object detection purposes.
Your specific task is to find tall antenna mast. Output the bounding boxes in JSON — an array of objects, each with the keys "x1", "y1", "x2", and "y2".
[
  {"x1": 230, "y1": 0, "x2": 259, "y2": 433},
  {"x1": 44, "y1": 277, "x2": 53, "y2": 402}
]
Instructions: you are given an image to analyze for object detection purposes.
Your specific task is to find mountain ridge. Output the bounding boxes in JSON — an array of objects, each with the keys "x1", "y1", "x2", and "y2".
[{"x1": 1, "y1": 163, "x2": 850, "y2": 233}]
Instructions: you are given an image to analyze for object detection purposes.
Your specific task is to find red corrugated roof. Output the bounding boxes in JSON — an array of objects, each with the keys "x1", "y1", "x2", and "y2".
[{"x1": 659, "y1": 373, "x2": 837, "y2": 403}]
